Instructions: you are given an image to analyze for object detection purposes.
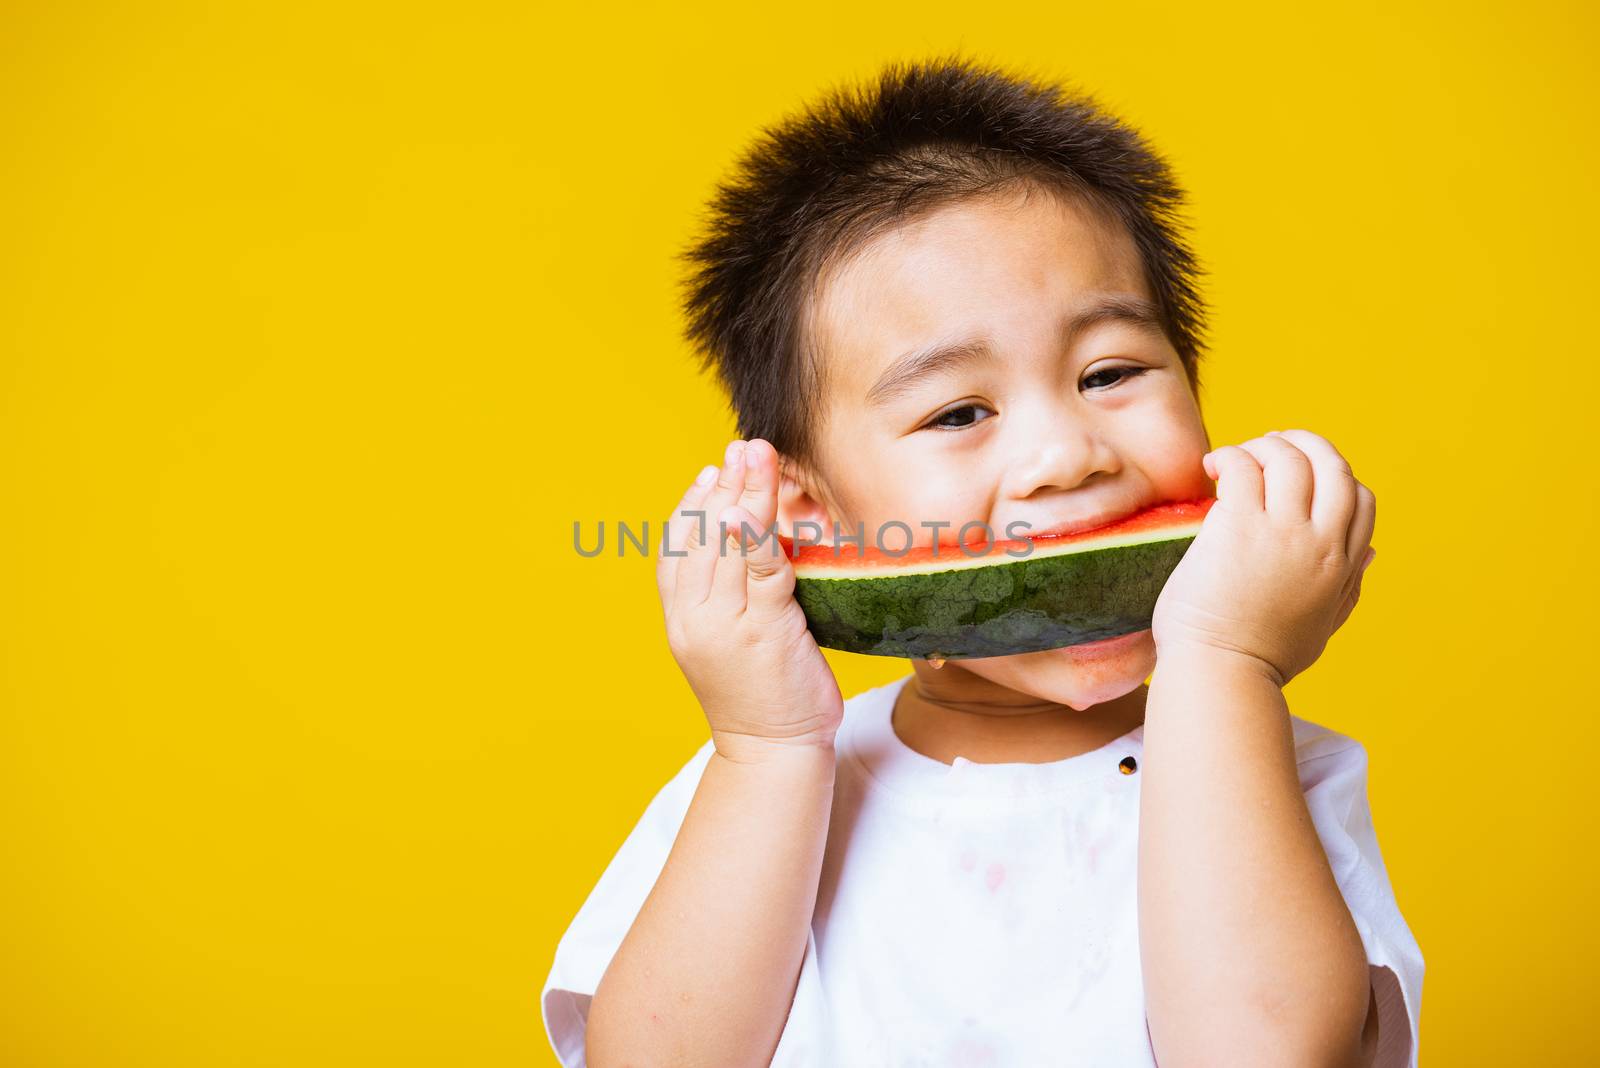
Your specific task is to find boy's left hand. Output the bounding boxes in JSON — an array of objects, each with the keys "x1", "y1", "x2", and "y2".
[{"x1": 1151, "y1": 428, "x2": 1377, "y2": 688}]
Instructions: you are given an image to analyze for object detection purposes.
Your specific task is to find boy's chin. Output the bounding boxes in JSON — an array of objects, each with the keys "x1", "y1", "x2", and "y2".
[{"x1": 965, "y1": 628, "x2": 1156, "y2": 711}]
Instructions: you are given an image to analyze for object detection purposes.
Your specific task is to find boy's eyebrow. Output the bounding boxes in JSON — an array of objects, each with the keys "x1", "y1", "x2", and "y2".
[{"x1": 864, "y1": 293, "x2": 1166, "y2": 408}]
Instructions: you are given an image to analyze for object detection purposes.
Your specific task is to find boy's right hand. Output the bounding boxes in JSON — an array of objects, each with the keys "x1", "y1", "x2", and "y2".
[{"x1": 657, "y1": 438, "x2": 845, "y2": 764}]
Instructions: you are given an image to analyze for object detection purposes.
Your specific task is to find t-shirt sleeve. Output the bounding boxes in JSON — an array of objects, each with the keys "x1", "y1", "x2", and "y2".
[
  {"x1": 1296, "y1": 727, "x2": 1425, "y2": 1068},
  {"x1": 538, "y1": 736, "x2": 717, "y2": 1068}
]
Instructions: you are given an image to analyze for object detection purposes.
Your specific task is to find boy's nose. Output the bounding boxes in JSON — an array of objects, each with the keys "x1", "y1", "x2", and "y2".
[{"x1": 999, "y1": 418, "x2": 1116, "y2": 499}]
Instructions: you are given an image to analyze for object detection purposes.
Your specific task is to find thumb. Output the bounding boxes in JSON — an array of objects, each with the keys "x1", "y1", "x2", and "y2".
[
  {"x1": 723, "y1": 504, "x2": 798, "y2": 624},
  {"x1": 1331, "y1": 548, "x2": 1373, "y2": 634}
]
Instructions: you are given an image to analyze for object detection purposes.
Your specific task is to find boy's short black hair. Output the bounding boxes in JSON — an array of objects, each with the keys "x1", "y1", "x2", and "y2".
[{"x1": 676, "y1": 53, "x2": 1209, "y2": 474}]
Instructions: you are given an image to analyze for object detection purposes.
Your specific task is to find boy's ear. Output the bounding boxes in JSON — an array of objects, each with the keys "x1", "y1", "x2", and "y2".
[{"x1": 775, "y1": 453, "x2": 835, "y2": 545}]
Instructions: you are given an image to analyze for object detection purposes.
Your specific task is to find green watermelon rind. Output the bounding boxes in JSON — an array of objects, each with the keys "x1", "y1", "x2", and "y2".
[{"x1": 791, "y1": 523, "x2": 1201, "y2": 660}]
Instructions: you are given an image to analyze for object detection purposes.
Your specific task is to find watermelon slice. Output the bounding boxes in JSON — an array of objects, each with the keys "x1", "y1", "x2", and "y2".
[{"x1": 772, "y1": 497, "x2": 1215, "y2": 660}]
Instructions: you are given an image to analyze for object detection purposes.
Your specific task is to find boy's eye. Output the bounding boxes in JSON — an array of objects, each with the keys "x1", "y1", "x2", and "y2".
[
  {"x1": 926, "y1": 403, "x2": 996, "y2": 430},
  {"x1": 1082, "y1": 365, "x2": 1150, "y2": 391},
  {"x1": 922, "y1": 367, "x2": 1149, "y2": 430}
]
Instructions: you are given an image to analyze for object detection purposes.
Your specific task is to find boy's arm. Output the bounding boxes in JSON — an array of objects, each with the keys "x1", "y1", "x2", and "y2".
[
  {"x1": 585, "y1": 439, "x2": 846, "y2": 1068},
  {"x1": 1141, "y1": 428, "x2": 1384, "y2": 1067},
  {"x1": 1139, "y1": 646, "x2": 1375, "y2": 1067},
  {"x1": 586, "y1": 739, "x2": 834, "y2": 1068}
]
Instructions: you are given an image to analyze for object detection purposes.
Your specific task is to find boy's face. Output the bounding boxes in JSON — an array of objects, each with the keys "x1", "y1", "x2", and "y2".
[{"x1": 780, "y1": 184, "x2": 1214, "y2": 710}]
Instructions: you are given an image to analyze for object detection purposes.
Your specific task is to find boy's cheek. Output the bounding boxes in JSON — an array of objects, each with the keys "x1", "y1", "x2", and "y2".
[{"x1": 849, "y1": 487, "x2": 997, "y2": 547}]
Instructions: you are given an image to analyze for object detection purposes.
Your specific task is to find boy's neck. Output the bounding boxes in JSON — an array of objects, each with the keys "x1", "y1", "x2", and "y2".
[{"x1": 891, "y1": 664, "x2": 1147, "y2": 767}]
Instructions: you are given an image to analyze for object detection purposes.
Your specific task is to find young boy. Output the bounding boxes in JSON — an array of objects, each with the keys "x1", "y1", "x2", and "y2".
[{"x1": 541, "y1": 55, "x2": 1422, "y2": 1067}]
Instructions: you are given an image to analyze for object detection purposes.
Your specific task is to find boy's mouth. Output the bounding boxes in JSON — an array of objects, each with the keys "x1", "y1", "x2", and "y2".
[{"x1": 1023, "y1": 506, "x2": 1148, "y2": 541}]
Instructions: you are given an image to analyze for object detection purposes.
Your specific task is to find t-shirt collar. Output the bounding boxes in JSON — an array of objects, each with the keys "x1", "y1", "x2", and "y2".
[{"x1": 840, "y1": 674, "x2": 1146, "y2": 804}]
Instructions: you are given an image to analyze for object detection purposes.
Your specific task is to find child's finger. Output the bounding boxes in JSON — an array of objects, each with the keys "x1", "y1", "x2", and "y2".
[
  {"x1": 676, "y1": 440, "x2": 748, "y2": 610},
  {"x1": 739, "y1": 503, "x2": 799, "y2": 627},
  {"x1": 1204, "y1": 445, "x2": 1265, "y2": 513},
  {"x1": 710, "y1": 503, "x2": 756, "y2": 613},
  {"x1": 736, "y1": 438, "x2": 781, "y2": 531},
  {"x1": 1345, "y1": 481, "x2": 1377, "y2": 567},
  {"x1": 1235, "y1": 434, "x2": 1314, "y2": 521},
  {"x1": 1268, "y1": 430, "x2": 1357, "y2": 540},
  {"x1": 1331, "y1": 569, "x2": 1363, "y2": 634},
  {"x1": 1334, "y1": 546, "x2": 1375, "y2": 627},
  {"x1": 657, "y1": 464, "x2": 718, "y2": 607}
]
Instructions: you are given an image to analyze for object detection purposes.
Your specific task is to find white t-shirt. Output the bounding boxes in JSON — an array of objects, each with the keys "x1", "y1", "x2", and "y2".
[{"x1": 540, "y1": 674, "x2": 1424, "y2": 1066}]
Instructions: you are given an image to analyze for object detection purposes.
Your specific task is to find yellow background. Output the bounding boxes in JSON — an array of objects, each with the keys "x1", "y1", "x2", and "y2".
[{"x1": 3, "y1": 2, "x2": 1593, "y2": 1064}]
